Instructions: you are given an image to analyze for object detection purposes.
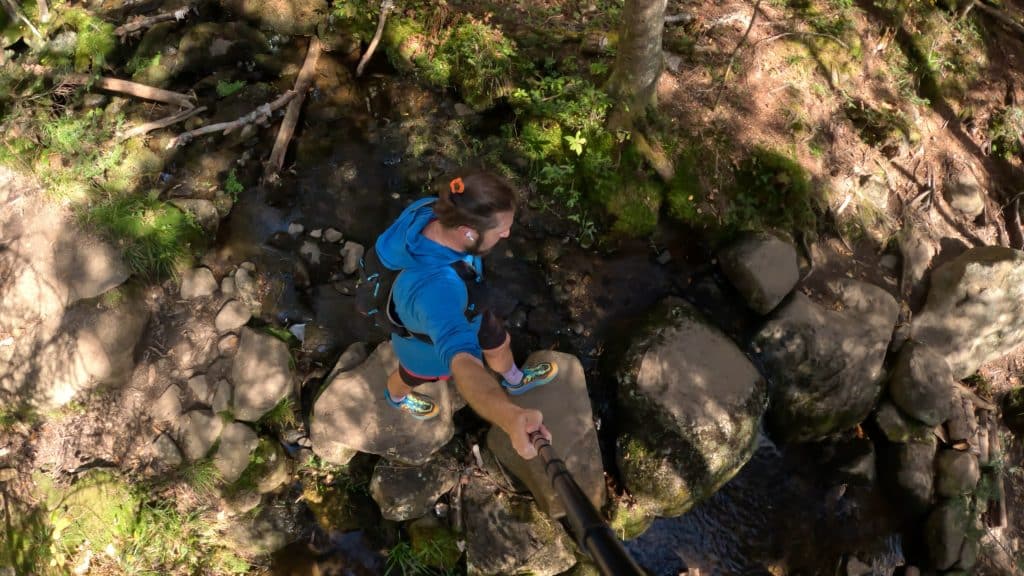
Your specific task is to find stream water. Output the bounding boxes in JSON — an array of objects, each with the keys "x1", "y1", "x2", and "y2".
[{"x1": 205, "y1": 49, "x2": 905, "y2": 576}]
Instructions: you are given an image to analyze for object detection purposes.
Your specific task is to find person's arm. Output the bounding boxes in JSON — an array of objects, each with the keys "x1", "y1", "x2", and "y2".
[{"x1": 450, "y1": 352, "x2": 550, "y2": 459}]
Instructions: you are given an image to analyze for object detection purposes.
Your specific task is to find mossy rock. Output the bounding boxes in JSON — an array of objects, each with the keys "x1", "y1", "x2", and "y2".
[
  {"x1": 608, "y1": 298, "x2": 767, "y2": 538},
  {"x1": 38, "y1": 470, "x2": 139, "y2": 553},
  {"x1": 382, "y1": 17, "x2": 430, "y2": 73},
  {"x1": 730, "y1": 147, "x2": 819, "y2": 234},
  {"x1": 606, "y1": 179, "x2": 662, "y2": 237},
  {"x1": 101, "y1": 140, "x2": 164, "y2": 194},
  {"x1": 127, "y1": 22, "x2": 177, "y2": 87},
  {"x1": 219, "y1": 0, "x2": 327, "y2": 35},
  {"x1": 439, "y1": 18, "x2": 517, "y2": 110}
]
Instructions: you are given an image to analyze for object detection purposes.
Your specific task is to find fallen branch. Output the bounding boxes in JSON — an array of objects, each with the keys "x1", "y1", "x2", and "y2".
[
  {"x1": 356, "y1": 0, "x2": 394, "y2": 77},
  {"x1": 712, "y1": 0, "x2": 763, "y2": 110},
  {"x1": 976, "y1": 1, "x2": 1024, "y2": 38},
  {"x1": 664, "y1": 13, "x2": 694, "y2": 25},
  {"x1": 167, "y1": 90, "x2": 296, "y2": 148},
  {"x1": 114, "y1": 6, "x2": 192, "y2": 38},
  {"x1": 61, "y1": 74, "x2": 196, "y2": 109},
  {"x1": 117, "y1": 105, "x2": 206, "y2": 141},
  {"x1": 265, "y1": 36, "x2": 321, "y2": 182}
]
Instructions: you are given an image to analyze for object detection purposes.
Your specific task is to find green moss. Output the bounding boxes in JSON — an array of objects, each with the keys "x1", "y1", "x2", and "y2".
[
  {"x1": 606, "y1": 179, "x2": 662, "y2": 237},
  {"x1": 62, "y1": 8, "x2": 116, "y2": 72},
  {"x1": 101, "y1": 140, "x2": 164, "y2": 194},
  {"x1": 438, "y1": 18, "x2": 517, "y2": 110},
  {"x1": 383, "y1": 17, "x2": 429, "y2": 72},
  {"x1": 518, "y1": 119, "x2": 564, "y2": 162},
  {"x1": 666, "y1": 148, "x2": 709, "y2": 226},
  {"x1": 990, "y1": 106, "x2": 1024, "y2": 159},
  {"x1": 729, "y1": 147, "x2": 819, "y2": 234}
]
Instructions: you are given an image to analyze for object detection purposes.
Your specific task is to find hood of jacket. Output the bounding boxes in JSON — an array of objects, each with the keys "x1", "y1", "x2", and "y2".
[{"x1": 375, "y1": 197, "x2": 465, "y2": 271}]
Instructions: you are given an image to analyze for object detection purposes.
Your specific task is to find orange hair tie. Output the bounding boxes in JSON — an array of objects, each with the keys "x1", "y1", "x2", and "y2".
[{"x1": 450, "y1": 177, "x2": 465, "y2": 195}]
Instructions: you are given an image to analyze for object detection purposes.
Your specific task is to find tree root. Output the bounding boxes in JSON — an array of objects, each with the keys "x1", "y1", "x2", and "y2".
[
  {"x1": 712, "y1": 0, "x2": 762, "y2": 110},
  {"x1": 265, "y1": 37, "x2": 322, "y2": 183},
  {"x1": 63, "y1": 73, "x2": 196, "y2": 109},
  {"x1": 632, "y1": 130, "x2": 675, "y2": 183},
  {"x1": 356, "y1": 0, "x2": 394, "y2": 77},
  {"x1": 117, "y1": 106, "x2": 206, "y2": 141},
  {"x1": 167, "y1": 91, "x2": 296, "y2": 149},
  {"x1": 976, "y1": 1, "x2": 1024, "y2": 38}
]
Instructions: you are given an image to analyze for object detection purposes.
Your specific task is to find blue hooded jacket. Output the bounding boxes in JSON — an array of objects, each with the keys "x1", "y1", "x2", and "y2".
[{"x1": 375, "y1": 197, "x2": 484, "y2": 377}]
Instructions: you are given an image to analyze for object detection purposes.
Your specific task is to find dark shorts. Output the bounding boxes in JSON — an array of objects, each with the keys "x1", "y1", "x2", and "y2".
[{"x1": 398, "y1": 310, "x2": 506, "y2": 387}]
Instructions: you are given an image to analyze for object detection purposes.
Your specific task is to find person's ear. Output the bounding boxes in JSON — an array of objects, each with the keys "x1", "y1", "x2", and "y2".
[{"x1": 458, "y1": 226, "x2": 477, "y2": 242}]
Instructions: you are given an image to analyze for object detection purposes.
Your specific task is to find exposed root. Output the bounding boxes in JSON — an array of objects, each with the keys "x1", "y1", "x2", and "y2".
[
  {"x1": 117, "y1": 106, "x2": 207, "y2": 141},
  {"x1": 356, "y1": 0, "x2": 394, "y2": 77},
  {"x1": 114, "y1": 6, "x2": 193, "y2": 38},
  {"x1": 167, "y1": 91, "x2": 296, "y2": 149},
  {"x1": 265, "y1": 37, "x2": 322, "y2": 183}
]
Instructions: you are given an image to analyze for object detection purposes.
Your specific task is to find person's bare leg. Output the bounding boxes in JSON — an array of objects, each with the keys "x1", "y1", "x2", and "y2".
[
  {"x1": 387, "y1": 370, "x2": 414, "y2": 400},
  {"x1": 483, "y1": 333, "x2": 514, "y2": 374}
]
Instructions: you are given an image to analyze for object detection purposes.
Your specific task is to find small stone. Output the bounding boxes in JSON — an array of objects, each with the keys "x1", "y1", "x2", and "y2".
[
  {"x1": 234, "y1": 268, "x2": 256, "y2": 297},
  {"x1": 0, "y1": 468, "x2": 17, "y2": 482},
  {"x1": 221, "y1": 490, "x2": 262, "y2": 516},
  {"x1": 299, "y1": 241, "x2": 321, "y2": 265},
  {"x1": 256, "y1": 445, "x2": 289, "y2": 493},
  {"x1": 212, "y1": 379, "x2": 232, "y2": 414},
  {"x1": 214, "y1": 422, "x2": 259, "y2": 483},
  {"x1": 178, "y1": 410, "x2": 224, "y2": 461},
  {"x1": 570, "y1": 322, "x2": 585, "y2": 336},
  {"x1": 309, "y1": 229, "x2": 323, "y2": 239},
  {"x1": 287, "y1": 222, "x2": 304, "y2": 236},
  {"x1": 218, "y1": 334, "x2": 240, "y2": 356},
  {"x1": 221, "y1": 276, "x2": 237, "y2": 297},
  {"x1": 180, "y1": 267, "x2": 218, "y2": 299},
  {"x1": 341, "y1": 241, "x2": 365, "y2": 275},
  {"x1": 188, "y1": 375, "x2": 211, "y2": 403},
  {"x1": 289, "y1": 323, "x2": 306, "y2": 343},
  {"x1": 170, "y1": 199, "x2": 219, "y2": 233},
  {"x1": 323, "y1": 228, "x2": 343, "y2": 243},
  {"x1": 656, "y1": 250, "x2": 672, "y2": 265},
  {"x1": 879, "y1": 253, "x2": 900, "y2": 273},
  {"x1": 240, "y1": 261, "x2": 256, "y2": 272},
  {"x1": 216, "y1": 300, "x2": 253, "y2": 333},
  {"x1": 153, "y1": 433, "x2": 182, "y2": 468},
  {"x1": 454, "y1": 102, "x2": 474, "y2": 116}
]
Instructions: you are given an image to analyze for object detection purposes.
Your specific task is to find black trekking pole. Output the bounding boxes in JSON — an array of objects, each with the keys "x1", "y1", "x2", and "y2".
[{"x1": 529, "y1": 431, "x2": 647, "y2": 576}]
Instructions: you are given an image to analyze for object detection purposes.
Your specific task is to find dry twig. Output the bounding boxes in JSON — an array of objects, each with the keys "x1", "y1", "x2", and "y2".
[
  {"x1": 117, "y1": 106, "x2": 206, "y2": 141},
  {"x1": 712, "y1": 0, "x2": 763, "y2": 110},
  {"x1": 356, "y1": 0, "x2": 394, "y2": 77},
  {"x1": 167, "y1": 91, "x2": 296, "y2": 148},
  {"x1": 114, "y1": 6, "x2": 192, "y2": 38},
  {"x1": 265, "y1": 37, "x2": 321, "y2": 182}
]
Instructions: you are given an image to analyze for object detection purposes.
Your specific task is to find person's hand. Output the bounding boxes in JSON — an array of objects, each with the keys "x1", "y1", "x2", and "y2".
[{"x1": 508, "y1": 408, "x2": 551, "y2": 460}]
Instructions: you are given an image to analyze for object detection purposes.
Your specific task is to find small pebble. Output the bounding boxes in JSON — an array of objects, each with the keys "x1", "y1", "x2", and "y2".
[
  {"x1": 310, "y1": 229, "x2": 322, "y2": 239},
  {"x1": 287, "y1": 222, "x2": 304, "y2": 236},
  {"x1": 240, "y1": 261, "x2": 256, "y2": 272},
  {"x1": 656, "y1": 250, "x2": 673, "y2": 265},
  {"x1": 324, "y1": 228, "x2": 343, "y2": 243}
]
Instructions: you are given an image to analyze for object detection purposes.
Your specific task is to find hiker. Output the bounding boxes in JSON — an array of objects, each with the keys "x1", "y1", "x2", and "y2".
[{"x1": 368, "y1": 171, "x2": 558, "y2": 460}]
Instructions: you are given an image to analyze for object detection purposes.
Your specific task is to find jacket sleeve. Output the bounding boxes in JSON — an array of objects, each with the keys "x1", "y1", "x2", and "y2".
[{"x1": 406, "y1": 271, "x2": 482, "y2": 368}]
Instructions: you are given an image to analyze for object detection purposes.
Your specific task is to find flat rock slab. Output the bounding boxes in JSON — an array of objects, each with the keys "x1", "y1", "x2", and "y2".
[
  {"x1": 718, "y1": 231, "x2": 799, "y2": 314},
  {"x1": 215, "y1": 300, "x2": 252, "y2": 333},
  {"x1": 180, "y1": 267, "x2": 218, "y2": 299},
  {"x1": 487, "y1": 350, "x2": 604, "y2": 519},
  {"x1": 369, "y1": 455, "x2": 459, "y2": 521},
  {"x1": 215, "y1": 422, "x2": 259, "y2": 483},
  {"x1": 231, "y1": 327, "x2": 294, "y2": 422},
  {"x1": 310, "y1": 342, "x2": 457, "y2": 465},
  {"x1": 178, "y1": 409, "x2": 224, "y2": 461}
]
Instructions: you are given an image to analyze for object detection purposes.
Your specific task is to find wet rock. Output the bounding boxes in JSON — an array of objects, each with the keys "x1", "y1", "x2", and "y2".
[
  {"x1": 231, "y1": 327, "x2": 294, "y2": 421},
  {"x1": 488, "y1": 351, "x2": 604, "y2": 518},
  {"x1": 299, "y1": 241, "x2": 321, "y2": 265},
  {"x1": 527, "y1": 305, "x2": 563, "y2": 337},
  {"x1": 912, "y1": 247, "x2": 1024, "y2": 379},
  {"x1": 957, "y1": 535, "x2": 979, "y2": 571},
  {"x1": 935, "y1": 450, "x2": 980, "y2": 497},
  {"x1": 300, "y1": 323, "x2": 337, "y2": 362},
  {"x1": 718, "y1": 231, "x2": 799, "y2": 314},
  {"x1": 463, "y1": 478, "x2": 576, "y2": 576},
  {"x1": 341, "y1": 241, "x2": 364, "y2": 275},
  {"x1": 221, "y1": 276, "x2": 237, "y2": 297},
  {"x1": 926, "y1": 499, "x2": 968, "y2": 570},
  {"x1": 180, "y1": 267, "x2": 218, "y2": 299},
  {"x1": 215, "y1": 300, "x2": 252, "y2": 333},
  {"x1": 178, "y1": 409, "x2": 224, "y2": 461},
  {"x1": 221, "y1": 489, "x2": 262, "y2": 516},
  {"x1": 889, "y1": 343, "x2": 956, "y2": 426},
  {"x1": 369, "y1": 455, "x2": 459, "y2": 521},
  {"x1": 755, "y1": 280, "x2": 898, "y2": 442},
  {"x1": 176, "y1": 22, "x2": 269, "y2": 75},
  {"x1": 224, "y1": 505, "x2": 292, "y2": 556},
  {"x1": 218, "y1": 334, "x2": 240, "y2": 356},
  {"x1": 893, "y1": 436, "x2": 937, "y2": 515},
  {"x1": 874, "y1": 400, "x2": 931, "y2": 444},
  {"x1": 311, "y1": 342, "x2": 457, "y2": 465},
  {"x1": 153, "y1": 385, "x2": 182, "y2": 424},
  {"x1": 610, "y1": 299, "x2": 767, "y2": 538},
  {"x1": 214, "y1": 422, "x2": 259, "y2": 483},
  {"x1": 324, "y1": 228, "x2": 343, "y2": 243},
  {"x1": 187, "y1": 375, "x2": 212, "y2": 404},
  {"x1": 287, "y1": 222, "x2": 304, "y2": 236},
  {"x1": 943, "y1": 170, "x2": 985, "y2": 219},
  {"x1": 212, "y1": 379, "x2": 232, "y2": 414},
  {"x1": 170, "y1": 199, "x2": 219, "y2": 233}
]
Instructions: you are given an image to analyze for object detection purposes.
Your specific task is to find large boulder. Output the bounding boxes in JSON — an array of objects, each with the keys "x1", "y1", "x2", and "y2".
[
  {"x1": 369, "y1": 455, "x2": 459, "y2": 521},
  {"x1": 310, "y1": 342, "x2": 459, "y2": 465},
  {"x1": 609, "y1": 299, "x2": 767, "y2": 539},
  {"x1": 754, "y1": 279, "x2": 898, "y2": 442},
  {"x1": 487, "y1": 351, "x2": 604, "y2": 518},
  {"x1": 463, "y1": 477, "x2": 576, "y2": 576},
  {"x1": 912, "y1": 247, "x2": 1024, "y2": 378},
  {"x1": 888, "y1": 343, "x2": 956, "y2": 426},
  {"x1": 231, "y1": 328, "x2": 294, "y2": 422},
  {"x1": 718, "y1": 231, "x2": 800, "y2": 314},
  {"x1": 874, "y1": 400, "x2": 931, "y2": 444},
  {"x1": 935, "y1": 450, "x2": 980, "y2": 497}
]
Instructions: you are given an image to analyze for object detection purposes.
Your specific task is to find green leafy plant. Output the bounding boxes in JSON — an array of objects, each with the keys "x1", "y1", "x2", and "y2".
[
  {"x1": 729, "y1": 147, "x2": 821, "y2": 234},
  {"x1": 565, "y1": 130, "x2": 587, "y2": 156},
  {"x1": 258, "y1": 396, "x2": 299, "y2": 431},
  {"x1": 225, "y1": 168, "x2": 245, "y2": 200},
  {"x1": 990, "y1": 107, "x2": 1024, "y2": 159},
  {"x1": 216, "y1": 79, "x2": 247, "y2": 98}
]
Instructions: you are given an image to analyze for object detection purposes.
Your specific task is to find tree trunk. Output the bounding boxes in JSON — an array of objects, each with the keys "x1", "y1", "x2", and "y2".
[{"x1": 607, "y1": 0, "x2": 668, "y2": 117}]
